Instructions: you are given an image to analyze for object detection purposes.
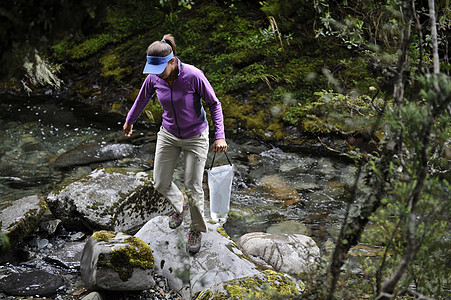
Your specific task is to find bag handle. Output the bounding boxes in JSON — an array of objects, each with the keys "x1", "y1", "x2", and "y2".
[{"x1": 209, "y1": 152, "x2": 232, "y2": 169}]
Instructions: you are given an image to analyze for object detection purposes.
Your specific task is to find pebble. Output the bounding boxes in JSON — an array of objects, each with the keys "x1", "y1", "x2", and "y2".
[
  {"x1": 70, "y1": 232, "x2": 85, "y2": 241},
  {"x1": 38, "y1": 238, "x2": 49, "y2": 249}
]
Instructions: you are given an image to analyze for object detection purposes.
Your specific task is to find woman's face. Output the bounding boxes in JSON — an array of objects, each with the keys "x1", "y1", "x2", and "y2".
[{"x1": 157, "y1": 58, "x2": 176, "y2": 80}]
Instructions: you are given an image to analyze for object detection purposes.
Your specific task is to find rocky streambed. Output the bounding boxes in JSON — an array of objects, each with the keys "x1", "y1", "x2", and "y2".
[
  {"x1": 0, "y1": 95, "x2": 367, "y2": 299},
  {"x1": 0, "y1": 168, "x2": 320, "y2": 299}
]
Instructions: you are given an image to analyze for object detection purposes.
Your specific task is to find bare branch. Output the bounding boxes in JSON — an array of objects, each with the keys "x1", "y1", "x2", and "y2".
[{"x1": 411, "y1": 0, "x2": 425, "y2": 74}]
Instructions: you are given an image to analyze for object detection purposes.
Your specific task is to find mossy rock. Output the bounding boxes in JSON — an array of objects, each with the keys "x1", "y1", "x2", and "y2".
[
  {"x1": 195, "y1": 270, "x2": 303, "y2": 300},
  {"x1": 94, "y1": 231, "x2": 154, "y2": 281},
  {"x1": 81, "y1": 231, "x2": 155, "y2": 290},
  {"x1": 47, "y1": 168, "x2": 172, "y2": 234},
  {"x1": 0, "y1": 195, "x2": 47, "y2": 247}
]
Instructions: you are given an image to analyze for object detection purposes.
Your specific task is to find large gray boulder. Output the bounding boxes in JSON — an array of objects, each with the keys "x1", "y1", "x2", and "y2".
[
  {"x1": 236, "y1": 232, "x2": 320, "y2": 275},
  {"x1": 0, "y1": 195, "x2": 47, "y2": 246},
  {"x1": 134, "y1": 216, "x2": 262, "y2": 299},
  {"x1": 46, "y1": 168, "x2": 172, "y2": 234},
  {"x1": 80, "y1": 231, "x2": 155, "y2": 291}
]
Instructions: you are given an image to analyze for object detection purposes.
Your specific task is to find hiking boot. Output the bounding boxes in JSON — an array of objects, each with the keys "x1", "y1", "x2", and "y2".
[
  {"x1": 187, "y1": 230, "x2": 202, "y2": 254},
  {"x1": 168, "y1": 203, "x2": 189, "y2": 229}
]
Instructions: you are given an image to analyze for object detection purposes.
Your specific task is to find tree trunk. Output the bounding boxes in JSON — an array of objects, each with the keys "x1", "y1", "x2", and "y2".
[{"x1": 428, "y1": 0, "x2": 440, "y2": 75}]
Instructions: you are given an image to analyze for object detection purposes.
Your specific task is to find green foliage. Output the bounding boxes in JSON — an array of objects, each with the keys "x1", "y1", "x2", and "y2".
[
  {"x1": 353, "y1": 73, "x2": 451, "y2": 298},
  {"x1": 143, "y1": 98, "x2": 164, "y2": 124},
  {"x1": 70, "y1": 33, "x2": 117, "y2": 60},
  {"x1": 159, "y1": 0, "x2": 195, "y2": 11},
  {"x1": 0, "y1": 0, "x2": 111, "y2": 79},
  {"x1": 100, "y1": 52, "x2": 132, "y2": 82},
  {"x1": 51, "y1": 2, "x2": 162, "y2": 61},
  {"x1": 260, "y1": 0, "x2": 316, "y2": 32},
  {"x1": 282, "y1": 90, "x2": 385, "y2": 135}
]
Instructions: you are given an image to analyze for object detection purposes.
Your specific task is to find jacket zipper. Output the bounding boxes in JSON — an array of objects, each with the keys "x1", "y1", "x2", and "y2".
[{"x1": 169, "y1": 85, "x2": 182, "y2": 138}]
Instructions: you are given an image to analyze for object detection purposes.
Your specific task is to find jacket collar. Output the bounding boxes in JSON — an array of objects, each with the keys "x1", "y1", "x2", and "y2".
[{"x1": 177, "y1": 57, "x2": 184, "y2": 77}]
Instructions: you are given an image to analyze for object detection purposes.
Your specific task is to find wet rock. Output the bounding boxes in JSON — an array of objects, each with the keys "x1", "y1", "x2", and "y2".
[
  {"x1": 0, "y1": 195, "x2": 47, "y2": 246},
  {"x1": 237, "y1": 232, "x2": 320, "y2": 275},
  {"x1": 3, "y1": 174, "x2": 52, "y2": 189},
  {"x1": 260, "y1": 174, "x2": 300, "y2": 206},
  {"x1": 266, "y1": 220, "x2": 311, "y2": 236},
  {"x1": 38, "y1": 238, "x2": 49, "y2": 249},
  {"x1": 235, "y1": 139, "x2": 271, "y2": 156},
  {"x1": 0, "y1": 269, "x2": 64, "y2": 296},
  {"x1": 80, "y1": 231, "x2": 155, "y2": 291},
  {"x1": 293, "y1": 173, "x2": 320, "y2": 191},
  {"x1": 53, "y1": 143, "x2": 137, "y2": 168},
  {"x1": 135, "y1": 216, "x2": 261, "y2": 300},
  {"x1": 317, "y1": 158, "x2": 336, "y2": 180},
  {"x1": 196, "y1": 270, "x2": 302, "y2": 299},
  {"x1": 279, "y1": 156, "x2": 316, "y2": 173},
  {"x1": 22, "y1": 140, "x2": 41, "y2": 152},
  {"x1": 46, "y1": 241, "x2": 85, "y2": 269},
  {"x1": 70, "y1": 232, "x2": 86, "y2": 241},
  {"x1": 46, "y1": 168, "x2": 172, "y2": 234},
  {"x1": 39, "y1": 219, "x2": 62, "y2": 235}
]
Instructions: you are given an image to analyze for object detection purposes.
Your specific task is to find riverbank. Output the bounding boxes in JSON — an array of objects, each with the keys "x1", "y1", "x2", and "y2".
[{"x1": 0, "y1": 0, "x2": 382, "y2": 161}]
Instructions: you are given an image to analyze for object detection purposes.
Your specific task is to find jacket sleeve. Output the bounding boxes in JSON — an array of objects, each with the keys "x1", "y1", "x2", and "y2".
[
  {"x1": 193, "y1": 71, "x2": 225, "y2": 140},
  {"x1": 125, "y1": 75, "x2": 155, "y2": 124}
]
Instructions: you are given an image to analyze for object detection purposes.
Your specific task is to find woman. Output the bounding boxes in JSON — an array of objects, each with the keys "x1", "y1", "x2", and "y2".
[{"x1": 123, "y1": 34, "x2": 227, "y2": 254}]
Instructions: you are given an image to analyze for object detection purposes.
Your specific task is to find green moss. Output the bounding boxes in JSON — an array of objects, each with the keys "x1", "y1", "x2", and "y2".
[
  {"x1": 70, "y1": 33, "x2": 117, "y2": 60},
  {"x1": 196, "y1": 290, "x2": 213, "y2": 300},
  {"x1": 96, "y1": 235, "x2": 154, "y2": 282},
  {"x1": 52, "y1": 38, "x2": 73, "y2": 61},
  {"x1": 216, "y1": 226, "x2": 228, "y2": 238},
  {"x1": 0, "y1": 233, "x2": 10, "y2": 253},
  {"x1": 126, "y1": 89, "x2": 140, "y2": 102},
  {"x1": 196, "y1": 270, "x2": 300, "y2": 300},
  {"x1": 92, "y1": 230, "x2": 117, "y2": 242},
  {"x1": 224, "y1": 271, "x2": 299, "y2": 298},
  {"x1": 100, "y1": 53, "x2": 130, "y2": 82},
  {"x1": 6, "y1": 197, "x2": 47, "y2": 246},
  {"x1": 267, "y1": 120, "x2": 286, "y2": 140},
  {"x1": 109, "y1": 177, "x2": 166, "y2": 229}
]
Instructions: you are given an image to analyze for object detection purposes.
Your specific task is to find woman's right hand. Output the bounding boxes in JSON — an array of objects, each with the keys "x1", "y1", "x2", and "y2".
[{"x1": 123, "y1": 122, "x2": 133, "y2": 137}]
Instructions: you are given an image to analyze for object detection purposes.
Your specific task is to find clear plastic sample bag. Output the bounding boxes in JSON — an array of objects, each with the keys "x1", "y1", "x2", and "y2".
[{"x1": 206, "y1": 152, "x2": 234, "y2": 223}]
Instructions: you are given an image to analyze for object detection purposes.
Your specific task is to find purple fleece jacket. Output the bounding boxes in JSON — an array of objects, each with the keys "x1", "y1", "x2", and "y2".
[{"x1": 126, "y1": 59, "x2": 225, "y2": 140}]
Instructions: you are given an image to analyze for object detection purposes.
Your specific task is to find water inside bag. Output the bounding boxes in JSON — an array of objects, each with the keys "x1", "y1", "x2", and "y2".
[{"x1": 207, "y1": 164, "x2": 234, "y2": 223}]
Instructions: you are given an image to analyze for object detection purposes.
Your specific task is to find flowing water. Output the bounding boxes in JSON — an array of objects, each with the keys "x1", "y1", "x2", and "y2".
[
  {"x1": 0, "y1": 95, "x2": 124, "y2": 208},
  {"x1": 0, "y1": 95, "x2": 357, "y2": 247}
]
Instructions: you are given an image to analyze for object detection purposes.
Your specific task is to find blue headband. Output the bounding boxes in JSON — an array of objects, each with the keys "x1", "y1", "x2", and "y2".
[{"x1": 143, "y1": 51, "x2": 174, "y2": 74}]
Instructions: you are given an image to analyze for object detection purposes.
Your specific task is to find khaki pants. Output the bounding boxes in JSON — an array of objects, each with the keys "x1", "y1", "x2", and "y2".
[{"x1": 153, "y1": 126, "x2": 208, "y2": 232}]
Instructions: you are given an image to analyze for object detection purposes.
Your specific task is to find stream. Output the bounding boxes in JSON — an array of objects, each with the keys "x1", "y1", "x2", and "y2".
[{"x1": 0, "y1": 94, "x2": 358, "y2": 298}]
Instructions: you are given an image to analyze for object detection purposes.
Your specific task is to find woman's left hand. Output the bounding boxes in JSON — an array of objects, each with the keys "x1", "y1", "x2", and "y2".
[{"x1": 213, "y1": 139, "x2": 228, "y2": 153}]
